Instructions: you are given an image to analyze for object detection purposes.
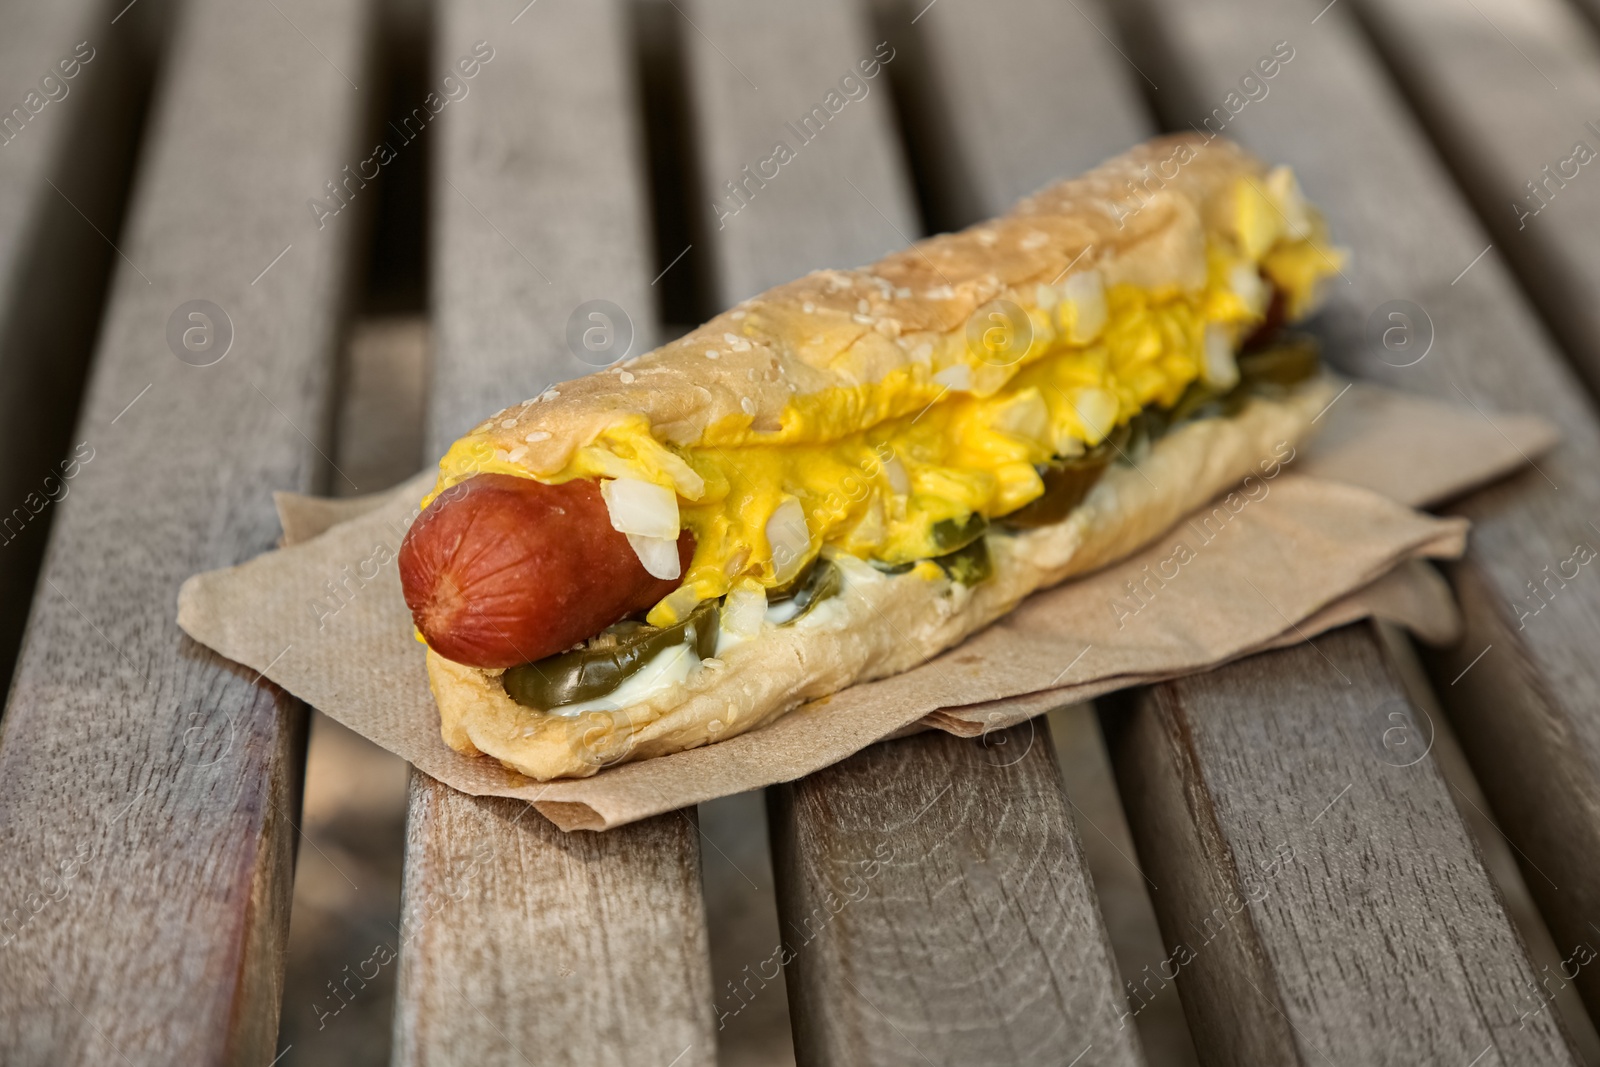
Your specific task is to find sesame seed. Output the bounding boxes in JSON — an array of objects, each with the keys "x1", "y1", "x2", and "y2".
[
  {"x1": 857, "y1": 298, "x2": 869, "y2": 314},
  {"x1": 731, "y1": 310, "x2": 747, "y2": 320},
  {"x1": 802, "y1": 301, "x2": 816, "y2": 313},
  {"x1": 619, "y1": 370, "x2": 635, "y2": 384},
  {"x1": 724, "y1": 332, "x2": 740, "y2": 345},
  {"x1": 740, "y1": 396, "x2": 757, "y2": 415},
  {"x1": 507, "y1": 446, "x2": 528, "y2": 462},
  {"x1": 525, "y1": 430, "x2": 552, "y2": 443},
  {"x1": 852, "y1": 314, "x2": 873, "y2": 325},
  {"x1": 896, "y1": 287, "x2": 911, "y2": 299},
  {"x1": 500, "y1": 418, "x2": 517, "y2": 429},
  {"x1": 706, "y1": 349, "x2": 720, "y2": 359}
]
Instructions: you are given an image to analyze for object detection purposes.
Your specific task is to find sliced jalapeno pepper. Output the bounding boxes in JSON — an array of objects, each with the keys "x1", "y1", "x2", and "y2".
[
  {"x1": 1002, "y1": 423, "x2": 1128, "y2": 529},
  {"x1": 502, "y1": 598, "x2": 719, "y2": 710},
  {"x1": 934, "y1": 536, "x2": 992, "y2": 586},
  {"x1": 1000, "y1": 458, "x2": 1108, "y2": 529},
  {"x1": 1237, "y1": 335, "x2": 1320, "y2": 388},
  {"x1": 771, "y1": 558, "x2": 841, "y2": 625},
  {"x1": 930, "y1": 512, "x2": 988, "y2": 553}
]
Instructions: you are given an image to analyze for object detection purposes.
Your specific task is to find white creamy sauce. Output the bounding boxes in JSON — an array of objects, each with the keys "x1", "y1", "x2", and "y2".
[
  {"x1": 547, "y1": 640, "x2": 698, "y2": 717},
  {"x1": 561, "y1": 557, "x2": 893, "y2": 711},
  {"x1": 763, "y1": 597, "x2": 805, "y2": 625}
]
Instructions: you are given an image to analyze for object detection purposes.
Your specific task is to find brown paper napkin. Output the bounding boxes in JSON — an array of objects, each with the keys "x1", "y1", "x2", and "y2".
[{"x1": 176, "y1": 383, "x2": 1552, "y2": 830}]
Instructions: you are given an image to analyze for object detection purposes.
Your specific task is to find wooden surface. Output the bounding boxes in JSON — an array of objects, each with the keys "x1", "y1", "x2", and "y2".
[
  {"x1": 2, "y1": 0, "x2": 1598, "y2": 1062},
  {"x1": 906, "y1": 0, "x2": 1153, "y2": 228},
  {"x1": 0, "y1": 0, "x2": 372, "y2": 1062},
  {"x1": 1116, "y1": 0, "x2": 1600, "y2": 1027},
  {"x1": 396, "y1": 784, "x2": 713, "y2": 1067},
  {"x1": 390, "y1": 2, "x2": 715, "y2": 1065},
  {"x1": 1345, "y1": 4, "x2": 1600, "y2": 1013},
  {"x1": 684, "y1": 0, "x2": 915, "y2": 299},
  {"x1": 921, "y1": 0, "x2": 1555, "y2": 1062},
  {"x1": 0, "y1": 0, "x2": 155, "y2": 691},
  {"x1": 772, "y1": 724, "x2": 1142, "y2": 1066},
  {"x1": 1108, "y1": 626, "x2": 1579, "y2": 1065},
  {"x1": 680, "y1": 0, "x2": 1141, "y2": 1061},
  {"x1": 1353, "y1": 0, "x2": 1600, "y2": 390},
  {"x1": 911, "y1": 0, "x2": 1543, "y2": 1058}
]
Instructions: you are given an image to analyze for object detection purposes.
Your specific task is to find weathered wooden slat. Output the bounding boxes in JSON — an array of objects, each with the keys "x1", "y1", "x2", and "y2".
[
  {"x1": 1344, "y1": 0, "x2": 1600, "y2": 1009},
  {"x1": 390, "y1": 3, "x2": 715, "y2": 1065},
  {"x1": 903, "y1": 0, "x2": 1153, "y2": 225},
  {"x1": 0, "y1": 0, "x2": 372, "y2": 1062},
  {"x1": 920, "y1": 0, "x2": 1577, "y2": 1058},
  {"x1": 1107, "y1": 626, "x2": 1580, "y2": 1064},
  {"x1": 0, "y1": 0, "x2": 155, "y2": 691},
  {"x1": 685, "y1": 0, "x2": 917, "y2": 298},
  {"x1": 679, "y1": 0, "x2": 1143, "y2": 1061},
  {"x1": 1350, "y1": 0, "x2": 1600, "y2": 390},
  {"x1": 1115, "y1": 0, "x2": 1600, "y2": 1027},
  {"x1": 771, "y1": 722, "x2": 1141, "y2": 1065}
]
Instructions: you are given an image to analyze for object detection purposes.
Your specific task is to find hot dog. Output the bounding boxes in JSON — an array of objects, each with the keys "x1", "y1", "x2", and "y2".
[
  {"x1": 398, "y1": 474, "x2": 693, "y2": 668},
  {"x1": 404, "y1": 135, "x2": 1346, "y2": 781}
]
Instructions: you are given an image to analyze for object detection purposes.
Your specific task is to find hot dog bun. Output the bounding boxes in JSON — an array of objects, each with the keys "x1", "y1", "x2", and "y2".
[
  {"x1": 429, "y1": 134, "x2": 1291, "y2": 491},
  {"x1": 416, "y1": 133, "x2": 1343, "y2": 780},
  {"x1": 427, "y1": 381, "x2": 1332, "y2": 781}
]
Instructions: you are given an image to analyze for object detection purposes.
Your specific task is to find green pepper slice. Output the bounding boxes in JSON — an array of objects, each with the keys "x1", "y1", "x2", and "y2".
[
  {"x1": 1001, "y1": 459, "x2": 1106, "y2": 529},
  {"x1": 934, "y1": 536, "x2": 992, "y2": 585},
  {"x1": 1164, "y1": 336, "x2": 1322, "y2": 429},
  {"x1": 1237, "y1": 335, "x2": 1320, "y2": 388},
  {"x1": 1001, "y1": 422, "x2": 1128, "y2": 529},
  {"x1": 502, "y1": 599, "x2": 720, "y2": 710},
  {"x1": 930, "y1": 512, "x2": 988, "y2": 553},
  {"x1": 771, "y1": 558, "x2": 842, "y2": 625}
]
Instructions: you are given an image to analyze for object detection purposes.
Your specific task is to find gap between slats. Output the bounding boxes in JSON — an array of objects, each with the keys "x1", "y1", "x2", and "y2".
[{"x1": 274, "y1": 0, "x2": 430, "y2": 1062}]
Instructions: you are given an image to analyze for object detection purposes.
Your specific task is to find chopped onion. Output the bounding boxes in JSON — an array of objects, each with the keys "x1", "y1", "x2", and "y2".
[
  {"x1": 626, "y1": 532, "x2": 681, "y2": 580},
  {"x1": 1071, "y1": 386, "x2": 1120, "y2": 445},
  {"x1": 933, "y1": 363, "x2": 971, "y2": 392},
  {"x1": 991, "y1": 388, "x2": 1049, "y2": 443},
  {"x1": 1061, "y1": 269, "x2": 1107, "y2": 343},
  {"x1": 1228, "y1": 262, "x2": 1269, "y2": 317},
  {"x1": 722, "y1": 584, "x2": 767, "y2": 636},
  {"x1": 645, "y1": 446, "x2": 705, "y2": 499},
  {"x1": 766, "y1": 497, "x2": 811, "y2": 585},
  {"x1": 601, "y1": 477, "x2": 679, "y2": 539},
  {"x1": 1203, "y1": 323, "x2": 1241, "y2": 391},
  {"x1": 882, "y1": 455, "x2": 911, "y2": 496},
  {"x1": 1267, "y1": 166, "x2": 1313, "y2": 238}
]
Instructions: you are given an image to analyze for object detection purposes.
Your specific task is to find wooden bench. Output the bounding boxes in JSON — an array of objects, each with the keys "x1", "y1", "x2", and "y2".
[{"x1": 2, "y1": 0, "x2": 1599, "y2": 1062}]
